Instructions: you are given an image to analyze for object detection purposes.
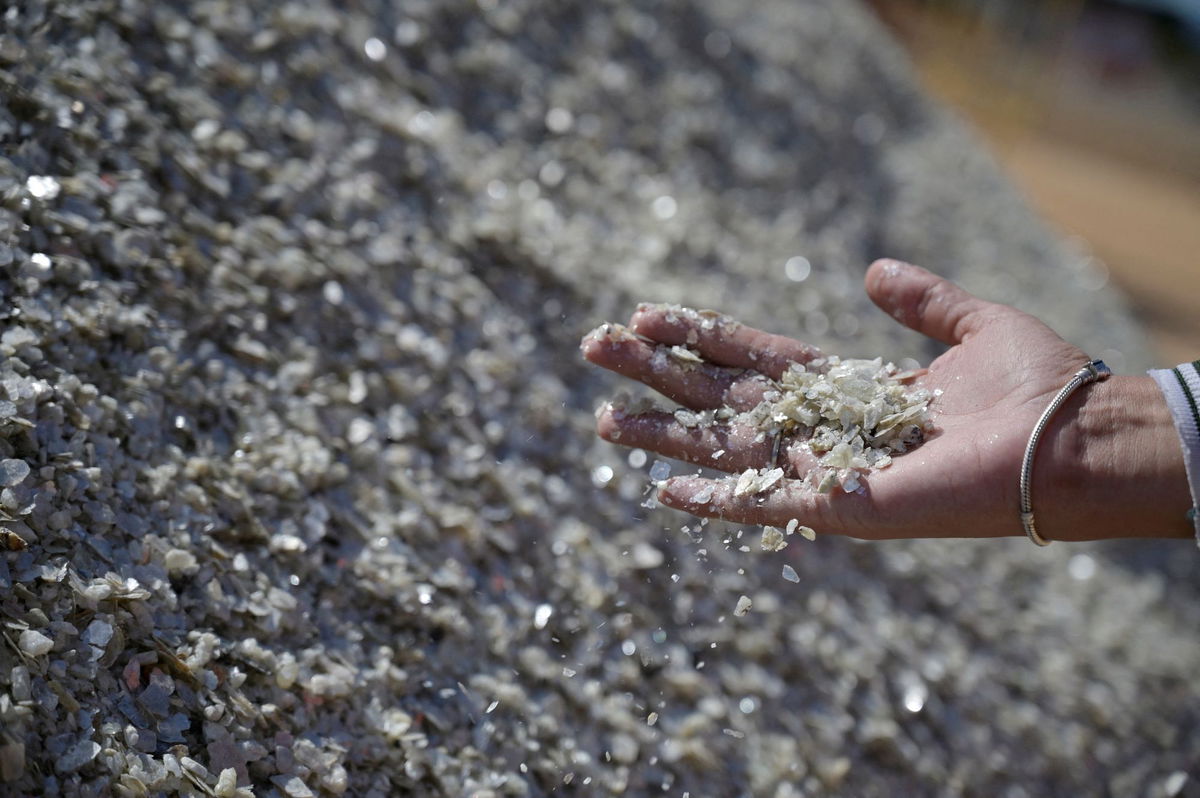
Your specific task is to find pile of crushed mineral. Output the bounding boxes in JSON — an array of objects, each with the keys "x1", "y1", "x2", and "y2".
[{"x1": 744, "y1": 354, "x2": 934, "y2": 495}]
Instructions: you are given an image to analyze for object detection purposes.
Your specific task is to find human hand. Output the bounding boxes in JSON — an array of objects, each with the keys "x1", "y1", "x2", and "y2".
[{"x1": 581, "y1": 259, "x2": 1191, "y2": 541}]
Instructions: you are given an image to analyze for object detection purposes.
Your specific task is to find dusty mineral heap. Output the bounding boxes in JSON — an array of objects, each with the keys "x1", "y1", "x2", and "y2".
[{"x1": 1, "y1": 0, "x2": 1198, "y2": 795}]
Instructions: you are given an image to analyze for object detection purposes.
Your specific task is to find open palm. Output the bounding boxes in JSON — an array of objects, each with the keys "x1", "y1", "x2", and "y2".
[{"x1": 582, "y1": 259, "x2": 1186, "y2": 541}]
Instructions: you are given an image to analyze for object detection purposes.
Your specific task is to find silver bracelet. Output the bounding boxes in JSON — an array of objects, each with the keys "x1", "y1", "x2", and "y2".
[{"x1": 1019, "y1": 359, "x2": 1112, "y2": 546}]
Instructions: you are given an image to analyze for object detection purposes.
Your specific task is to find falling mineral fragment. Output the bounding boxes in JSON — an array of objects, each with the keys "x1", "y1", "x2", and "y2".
[
  {"x1": 797, "y1": 525, "x2": 816, "y2": 541},
  {"x1": 733, "y1": 595, "x2": 753, "y2": 617},
  {"x1": 760, "y1": 526, "x2": 787, "y2": 552},
  {"x1": 782, "y1": 565, "x2": 800, "y2": 583}
]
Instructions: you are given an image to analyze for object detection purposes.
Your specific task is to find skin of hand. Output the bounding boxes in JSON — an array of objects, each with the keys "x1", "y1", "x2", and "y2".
[{"x1": 581, "y1": 259, "x2": 1193, "y2": 541}]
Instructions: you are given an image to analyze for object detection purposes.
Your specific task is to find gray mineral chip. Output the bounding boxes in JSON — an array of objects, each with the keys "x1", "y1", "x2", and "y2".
[
  {"x1": 55, "y1": 738, "x2": 100, "y2": 774},
  {"x1": 0, "y1": 459, "x2": 30, "y2": 487},
  {"x1": 0, "y1": 742, "x2": 24, "y2": 782}
]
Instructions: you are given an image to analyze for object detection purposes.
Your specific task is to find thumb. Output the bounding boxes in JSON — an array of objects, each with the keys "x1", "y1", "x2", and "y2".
[{"x1": 864, "y1": 259, "x2": 1004, "y2": 345}]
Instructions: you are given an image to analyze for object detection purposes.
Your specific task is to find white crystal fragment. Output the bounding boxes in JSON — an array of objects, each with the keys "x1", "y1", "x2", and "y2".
[
  {"x1": 668, "y1": 344, "x2": 702, "y2": 363},
  {"x1": 760, "y1": 526, "x2": 787, "y2": 552},
  {"x1": 18, "y1": 630, "x2": 53, "y2": 656},
  {"x1": 733, "y1": 595, "x2": 752, "y2": 617},
  {"x1": 25, "y1": 175, "x2": 61, "y2": 200},
  {"x1": 164, "y1": 548, "x2": 198, "y2": 574},
  {"x1": 759, "y1": 467, "x2": 784, "y2": 491},
  {"x1": 782, "y1": 565, "x2": 800, "y2": 582},
  {"x1": 215, "y1": 768, "x2": 239, "y2": 797},
  {"x1": 734, "y1": 467, "x2": 784, "y2": 497}
]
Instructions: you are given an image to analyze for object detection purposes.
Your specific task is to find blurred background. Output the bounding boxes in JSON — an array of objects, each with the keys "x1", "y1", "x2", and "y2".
[{"x1": 869, "y1": 0, "x2": 1200, "y2": 364}]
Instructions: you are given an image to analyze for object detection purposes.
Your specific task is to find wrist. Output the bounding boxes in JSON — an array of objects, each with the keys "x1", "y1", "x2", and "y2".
[{"x1": 1037, "y1": 375, "x2": 1192, "y2": 541}]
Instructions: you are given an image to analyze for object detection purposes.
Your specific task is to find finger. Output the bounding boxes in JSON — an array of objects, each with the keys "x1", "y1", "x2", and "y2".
[
  {"x1": 864, "y1": 259, "x2": 1009, "y2": 346},
  {"x1": 581, "y1": 324, "x2": 775, "y2": 410},
  {"x1": 597, "y1": 405, "x2": 821, "y2": 476},
  {"x1": 629, "y1": 304, "x2": 820, "y2": 380},
  {"x1": 657, "y1": 474, "x2": 879, "y2": 534}
]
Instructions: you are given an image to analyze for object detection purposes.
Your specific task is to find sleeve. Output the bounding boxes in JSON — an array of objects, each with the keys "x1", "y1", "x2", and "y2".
[{"x1": 1148, "y1": 361, "x2": 1200, "y2": 544}]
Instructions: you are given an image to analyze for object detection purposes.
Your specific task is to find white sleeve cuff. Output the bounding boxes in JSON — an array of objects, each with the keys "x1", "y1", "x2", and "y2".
[{"x1": 1148, "y1": 362, "x2": 1200, "y2": 544}]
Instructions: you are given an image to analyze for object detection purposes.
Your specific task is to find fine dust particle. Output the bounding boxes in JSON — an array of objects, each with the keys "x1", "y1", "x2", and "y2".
[
  {"x1": 782, "y1": 565, "x2": 800, "y2": 583},
  {"x1": 733, "y1": 595, "x2": 752, "y2": 617}
]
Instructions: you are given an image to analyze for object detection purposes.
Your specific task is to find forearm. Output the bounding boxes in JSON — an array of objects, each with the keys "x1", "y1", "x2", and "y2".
[{"x1": 1039, "y1": 375, "x2": 1193, "y2": 541}]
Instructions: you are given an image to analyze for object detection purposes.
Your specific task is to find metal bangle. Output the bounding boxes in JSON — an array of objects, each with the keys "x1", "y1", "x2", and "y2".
[{"x1": 1019, "y1": 359, "x2": 1112, "y2": 546}]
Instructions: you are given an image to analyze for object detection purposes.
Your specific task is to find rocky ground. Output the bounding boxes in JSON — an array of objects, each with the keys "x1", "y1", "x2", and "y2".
[{"x1": 1, "y1": 0, "x2": 1198, "y2": 795}]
